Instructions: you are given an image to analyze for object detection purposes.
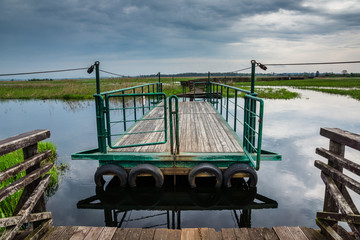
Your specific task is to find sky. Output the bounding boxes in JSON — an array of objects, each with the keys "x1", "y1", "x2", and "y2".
[{"x1": 1, "y1": 0, "x2": 360, "y2": 79}]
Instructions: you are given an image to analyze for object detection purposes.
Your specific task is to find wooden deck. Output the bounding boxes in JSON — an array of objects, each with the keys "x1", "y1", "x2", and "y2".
[
  {"x1": 111, "y1": 102, "x2": 243, "y2": 153},
  {"x1": 36, "y1": 226, "x2": 327, "y2": 240}
]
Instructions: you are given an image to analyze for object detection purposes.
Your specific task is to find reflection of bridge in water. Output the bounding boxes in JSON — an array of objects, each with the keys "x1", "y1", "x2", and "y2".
[{"x1": 77, "y1": 176, "x2": 278, "y2": 229}]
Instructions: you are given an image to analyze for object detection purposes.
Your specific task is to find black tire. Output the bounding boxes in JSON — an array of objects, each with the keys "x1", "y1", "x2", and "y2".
[
  {"x1": 188, "y1": 163, "x2": 223, "y2": 188},
  {"x1": 223, "y1": 163, "x2": 258, "y2": 188},
  {"x1": 94, "y1": 164, "x2": 127, "y2": 187},
  {"x1": 128, "y1": 164, "x2": 164, "y2": 188}
]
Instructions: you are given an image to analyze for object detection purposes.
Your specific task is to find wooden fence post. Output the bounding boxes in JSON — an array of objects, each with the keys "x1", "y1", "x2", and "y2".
[{"x1": 322, "y1": 139, "x2": 345, "y2": 227}]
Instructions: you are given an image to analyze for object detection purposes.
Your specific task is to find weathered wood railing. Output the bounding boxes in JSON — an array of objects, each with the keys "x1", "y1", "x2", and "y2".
[
  {"x1": 315, "y1": 127, "x2": 360, "y2": 240},
  {"x1": 0, "y1": 130, "x2": 53, "y2": 240}
]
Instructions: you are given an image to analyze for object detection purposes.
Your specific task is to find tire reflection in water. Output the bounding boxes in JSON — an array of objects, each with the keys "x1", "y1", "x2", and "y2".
[{"x1": 77, "y1": 176, "x2": 277, "y2": 229}]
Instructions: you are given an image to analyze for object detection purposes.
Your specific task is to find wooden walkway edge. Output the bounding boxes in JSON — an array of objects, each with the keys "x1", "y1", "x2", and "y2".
[{"x1": 33, "y1": 226, "x2": 327, "y2": 240}]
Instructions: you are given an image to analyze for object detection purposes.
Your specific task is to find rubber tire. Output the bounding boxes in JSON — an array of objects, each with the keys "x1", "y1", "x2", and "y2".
[
  {"x1": 223, "y1": 163, "x2": 258, "y2": 188},
  {"x1": 94, "y1": 164, "x2": 127, "y2": 187},
  {"x1": 128, "y1": 164, "x2": 164, "y2": 188},
  {"x1": 188, "y1": 163, "x2": 223, "y2": 188}
]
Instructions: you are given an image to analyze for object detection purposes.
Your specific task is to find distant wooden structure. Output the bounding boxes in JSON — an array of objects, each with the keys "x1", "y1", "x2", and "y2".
[
  {"x1": 178, "y1": 80, "x2": 220, "y2": 101},
  {"x1": 0, "y1": 129, "x2": 53, "y2": 240},
  {"x1": 315, "y1": 127, "x2": 360, "y2": 239}
]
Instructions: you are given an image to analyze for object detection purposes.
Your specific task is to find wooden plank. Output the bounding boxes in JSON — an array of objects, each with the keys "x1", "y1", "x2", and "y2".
[
  {"x1": 207, "y1": 228, "x2": 222, "y2": 240},
  {"x1": 315, "y1": 160, "x2": 360, "y2": 195},
  {"x1": 320, "y1": 127, "x2": 360, "y2": 151},
  {"x1": 299, "y1": 227, "x2": 326, "y2": 240},
  {"x1": 2, "y1": 174, "x2": 51, "y2": 240},
  {"x1": 98, "y1": 227, "x2": 117, "y2": 240},
  {"x1": 139, "y1": 228, "x2": 155, "y2": 240},
  {"x1": 316, "y1": 147, "x2": 360, "y2": 177},
  {"x1": 287, "y1": 227, "x2": 308, "y2": 240},
  {"x1": 54, "y1": 227, "x2": 80, "y2": 240},
  {"x1": 69, "y1": 226, "x2": 92, "y2": 240},
  {"x1": 153, "y1": 228, "x2": 169, "y2": 240},
  {"x1": 125, "y1": 228, "x2": 142, "y2": 240},
  {"x1": 321, "y1": 172, "x2": 360, "y2": 238},
  {"x1": 111, "y1": 228, "x2": 129, "y2": 240},
  {"x1": 334, "y1": 225, "x2": 354, "y2": 240},
  {"x1": 167, "y1": 229, "x2": 181, "y2": 240},
  {"x1": 83, "y1": 227, "x2": 104, "y2": 240},
  {"x1": 221, "y1": 228, "x2": 236, "y2": 240},
  {"x1": 0, "y1": 150, "x2": 52, "y2": 183},
  {"x1": 0, "y1": 129, "x2": 50, "y2": 157},
  {"x1": 316, "y1": 219, "x2": 343, "y2": 240},
  {"x1": 0, "y1": 212, "x2": 52, "y2": 227},
  {"x1": 273, "y1": 226, "x2": 294, "y2": 240},
  {"x1": 248, "y1": 227, "x2": 279, "y2": 240},
  {"x1": 321, "y1": 172, "x2": 354, "y2": 213},
  {"x1": 40, "y1": 226, "x2": 67, "y2": 240},
  {"x1": 180, "y1": 228, "x2": 200, "y2": 240},
  {"x1": 0, "y1": 164, "x2": 53, "y2": 202},
  {"x1": 234, "y1": 228, "x2": 251, "y2": 240},
  {"x1": 317, "y1": 212, "x2": 360, "y2": 225},
  {"x1": 24, "y1": 219, "x2": 52, "y2": 240}
]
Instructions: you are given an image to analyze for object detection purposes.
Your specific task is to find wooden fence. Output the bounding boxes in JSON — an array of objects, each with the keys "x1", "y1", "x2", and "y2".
[
  {"x1": 0, "y1": 129, "x2": 53, "y2": 240},
  {"x1": 315, "y1": 127, "x2": 360, "y2": 239}
]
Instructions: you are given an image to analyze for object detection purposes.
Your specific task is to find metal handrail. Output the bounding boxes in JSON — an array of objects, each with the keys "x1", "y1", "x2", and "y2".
[
  {"x1": 105, "y1": 93, "x2": 167, "y2": 149},
  {"x1": 207, "y1": 82, "x2": 264, "y2": 170}
]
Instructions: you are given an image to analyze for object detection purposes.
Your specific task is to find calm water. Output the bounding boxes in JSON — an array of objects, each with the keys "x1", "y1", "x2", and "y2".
[{"x1": 1, "y1": 88, "x2": 360, "y2": 230}]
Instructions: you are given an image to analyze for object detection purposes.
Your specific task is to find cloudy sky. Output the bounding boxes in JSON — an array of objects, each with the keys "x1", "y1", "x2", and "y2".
[{"x1": 1, "y1": 0, "x2": 360, "y2": 79}]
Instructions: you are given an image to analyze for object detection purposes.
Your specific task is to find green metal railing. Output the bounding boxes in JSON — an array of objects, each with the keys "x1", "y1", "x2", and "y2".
[
  {"x1": 207, "y1": 82, "x2": 264, "y2": 170},
  {"x1": 169, "y1": 95, "x2": 179, "y2": 154},
  {"x1": 94, "y1": 82, "x2": 166, "y2": 153}
]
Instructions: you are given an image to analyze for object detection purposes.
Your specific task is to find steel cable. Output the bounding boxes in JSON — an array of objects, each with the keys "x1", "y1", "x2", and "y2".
[{"x1": 0, "y1": 67, "x2": 88, "y2": 77}]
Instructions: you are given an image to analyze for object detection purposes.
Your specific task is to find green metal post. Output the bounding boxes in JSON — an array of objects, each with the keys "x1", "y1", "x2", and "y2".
[
  {"x1": 147, "y1": 85, "x2": 151, "y2": 110},
  {"x1": 251, "y1": 60, "x2": 256, "y2": 94},
  {"x1": 220, "y1": 86, "x2": 223, "y2": 115},
  {"x1": 133, "y1": 88, "x2": 137, "y2": 122},
  {"x1": 216, "y1": 84, "x2": 219, "y2": 110},
  {"x1": 95, "y1": 61, "x2": 100, "y2": 94},
  {"x1": 93, "y1": 61, "x2": 107, "y2": 153},
  {"x1": 141, "y1": 86, "x2": 145, "y2": 115},
  {"x1": 243, "y1": 97, "x2": 250, "y2": 151},
  {"x1": 226, "y1": 87, "x2": 229, "y2": 121},
  {"x1": 169, "y1": 95, "x2": 179, "y2": 154},
  {"x1": 234, "y1": 90, "x2": 238, "y2": 132},
  {"x1": 250, "y1": 60, "x2": 257, "y2": 152},
  {"x1": 157, "y1": 72, "x2": 161, "y2": 102},
  {"x1": 122, "y1": 90, "x2": 126, "y2": 131},
  {"x1": 207, "y1": 72, "x2": 210, "y2": 102}
]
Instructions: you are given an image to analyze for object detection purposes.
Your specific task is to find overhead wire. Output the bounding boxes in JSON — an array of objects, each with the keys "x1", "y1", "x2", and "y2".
[
  {"x1": 0, "y1": 67, "x2": 88, "y2": 77},
  {"x1": 263, "y1": 60, "x2": 360, "y2": 67},
  {"x1": 99, "y1": 69, "x2": 127, "y2": 77}
]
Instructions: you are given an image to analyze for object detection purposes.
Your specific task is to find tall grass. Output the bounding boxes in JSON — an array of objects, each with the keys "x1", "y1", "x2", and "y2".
[
  {"x1": 0, "y1": 142, "x2": 63, "y2": 219},
  {"x1": 0, "y1": 77, "x2": 358, "y2": 100}
]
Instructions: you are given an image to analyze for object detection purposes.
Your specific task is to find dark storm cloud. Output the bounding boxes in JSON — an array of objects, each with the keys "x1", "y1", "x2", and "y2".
[
  {"x1": 0, "y1": 0, "x2": 306, "y2": 56},
  {"x1": 0, "y1": 0, "x2": 359, "y2": 76}
]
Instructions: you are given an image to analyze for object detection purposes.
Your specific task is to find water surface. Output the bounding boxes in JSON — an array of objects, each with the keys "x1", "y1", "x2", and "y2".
[{"x1": 1, "y1": 89, "x2": 359, "y2": 230}]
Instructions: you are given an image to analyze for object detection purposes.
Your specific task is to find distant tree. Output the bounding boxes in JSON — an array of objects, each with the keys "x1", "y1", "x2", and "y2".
[
  {"x1": 342, "y1": 70, "x2": 348, "y2": 76},
  {"x1": 315, "y1": 71, "x2": 320, "y2": 77}
]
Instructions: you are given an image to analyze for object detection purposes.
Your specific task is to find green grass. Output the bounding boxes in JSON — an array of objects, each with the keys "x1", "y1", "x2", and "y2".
[
  {"x1": 0, "y1": 77, "x2": 358, "y2": 100},
  {"x1": 234, "y1": 77, "x2": 360, "y2": 88},
  {"x1": 0, "y1": 142, "x2": 65, "y2": 219},
  {"x1": 301, "y1": 88, "x2": 360, "y2": 100},
  {"x1": 0, "y1": 78, "x2": 196, "y2": 100},
  {"x1": 231, "y1": 77, "x2": 360, "y2": 100}
]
